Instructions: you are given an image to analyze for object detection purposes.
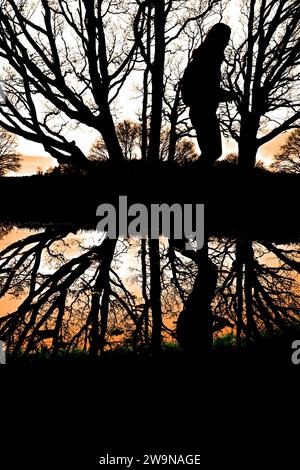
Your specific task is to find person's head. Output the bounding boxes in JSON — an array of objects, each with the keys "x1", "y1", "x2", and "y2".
[
  {"x1": 205, "y1": 23, "x2": 231, "y2": 50},
  {"x1": 193, "y1": 23, "x2": 231, "y2": 58}
]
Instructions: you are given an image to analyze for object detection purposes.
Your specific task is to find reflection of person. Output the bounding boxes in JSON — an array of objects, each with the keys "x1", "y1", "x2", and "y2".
[
  {"x1": 176, "y1": 245, "x2": 218, "y2": 354},
  {"x1": 181, "y1": 23, "x2": 234, "y2": 165}
]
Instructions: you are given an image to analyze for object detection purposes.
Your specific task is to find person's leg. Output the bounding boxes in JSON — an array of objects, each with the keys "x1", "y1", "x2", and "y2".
[{"x1": 190, "y1": 110, "x2": 222, "y2": 164}]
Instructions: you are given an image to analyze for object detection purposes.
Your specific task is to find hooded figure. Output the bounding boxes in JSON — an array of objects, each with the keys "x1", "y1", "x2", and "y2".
[{"x1": 181, "y1": 23, "x2": 234, "y2": 165}]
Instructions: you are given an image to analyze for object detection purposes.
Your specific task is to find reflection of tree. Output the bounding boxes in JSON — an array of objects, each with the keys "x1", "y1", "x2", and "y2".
[
  {"x1": 0, "y1": 229, "x2": 167, "y2": 356},
  {"x1": 212, "y1": 239, "x2": 300, "y2": 346},
  {"x1": 0, "y1": 223, "x2": 13, "y2": 240},
  {"x1": 0, "y1": 228, "x2": 299, "y2": 356}
]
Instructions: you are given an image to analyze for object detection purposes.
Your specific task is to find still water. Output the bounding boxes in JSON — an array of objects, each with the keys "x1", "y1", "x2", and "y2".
[{"x1": 0, "y1": 224, "x2": 299, "y2": 354}]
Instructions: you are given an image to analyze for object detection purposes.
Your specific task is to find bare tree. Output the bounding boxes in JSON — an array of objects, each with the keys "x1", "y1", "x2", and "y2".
[
  {"x1": 0, "y1": 0, "x2": 143, "y2": 166},
  {"x1": 271, "y1": 129, "x2": 300, "y2": 173},
  {"x1": 222, "y1": 0, "x2": 300, "y2": 170},
  {"x1": 212, "y1": 238, "x2": 300, "y2": 345},
  {"x1": 0, "y1": 1, "x2": 225, "y2": 357},
  {"x1": 135, "y1": 0, "x2": 223, "y2": 163},
  {"x1": 88, "y1": 118, "x2": 199, "y2": 163},
  {"x1": 89, "y1": 119, "x2": 140, "y2": 161},
  {"x1": 0, "y1": 0, "x2": 221, "y2": 169},
  {"x1": 1, "y1": 225, "x2": 299, "y2": 356},
  {"x1": 0, "y1": 128, "x2": 21, "y2": 176}
]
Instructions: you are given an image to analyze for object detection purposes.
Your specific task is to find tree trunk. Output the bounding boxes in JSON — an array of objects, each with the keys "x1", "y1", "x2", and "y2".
[
  {"x1": 141, "y1": 239, "x2": 150, "y2": 344},
  {"x1": 243, "y1": 241, "x2": 260, "y2": 342},
  {"x1": 235, "y1": 240, "x2": 260, "y2": 344},
  {"x1": 100, "y1": 110, "x2": 124, "y2": 163},
  {"x1": 238, "y1": 115, "x2": 259, "y2": 170},
  {"x1": 149, "y1": 238, "x2": 162, "y2": 354},
  {"x1": 89, "y1": 239, "x2": 116, "y2": 356},
  {"x1": 141, "y1": 4, "x2": 152, "y2": 162},
  {"x1": 235, "y1": 240, "x2": 244, "y2": 348},
  {"x1": 167, "y1": 88, "x2": 180, "y2": 163},
  {"x1": 194, "y1": 243, "x2": 215, "y2": 353},
  {"x1": 148, "y1": 1, "x2": 165, "y2": 163}
]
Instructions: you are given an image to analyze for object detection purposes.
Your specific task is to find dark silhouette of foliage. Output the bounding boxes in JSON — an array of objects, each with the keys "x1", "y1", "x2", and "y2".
[
  {"x1": 88, "y1": 119, "x2": 199, "y2": 164},
  {"x1": 44, "y1": 164, "x2": 88, "y2": 176}
]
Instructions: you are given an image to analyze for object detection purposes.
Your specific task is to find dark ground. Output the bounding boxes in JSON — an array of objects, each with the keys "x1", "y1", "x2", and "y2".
[
  {"x1": 1, "y1": 337, "x2": 300, "y2": 469},
  {"x1": 1, "y1": 162, "x2": 300, "y2": 468},
  {"x1": 0, "y1": 162, "x2": 300, "y2": 240}
]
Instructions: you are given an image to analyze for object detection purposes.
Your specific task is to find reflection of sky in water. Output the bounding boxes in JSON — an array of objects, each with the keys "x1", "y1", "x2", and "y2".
[
  {"x1": 0, "y1": 227, "x2": 142, "y2": 315},
  {"x1": 0, "y1": 225, "x2": 300, "y2": 352}
]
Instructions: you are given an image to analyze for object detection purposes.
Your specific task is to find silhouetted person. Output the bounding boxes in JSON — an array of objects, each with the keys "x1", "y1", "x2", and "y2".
[
  {"x1": 181, "y1": 23, "x2": 234, "y2": 165},
  {"x1": 176, "y1": 247, "x2": 218, "y2": 354}
]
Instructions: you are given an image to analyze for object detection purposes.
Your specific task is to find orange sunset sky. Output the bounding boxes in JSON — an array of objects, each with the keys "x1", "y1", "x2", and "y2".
[{"x1": 12, "y1": 129, "x2": 287, "y2": 176}]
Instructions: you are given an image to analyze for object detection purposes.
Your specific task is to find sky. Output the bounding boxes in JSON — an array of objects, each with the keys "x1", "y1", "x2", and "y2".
[{"x1": 15, "y1": 125, "x2": 286, "y2": 176}]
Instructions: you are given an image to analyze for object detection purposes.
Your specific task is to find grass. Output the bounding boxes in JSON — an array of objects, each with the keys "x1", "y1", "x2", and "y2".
[{"x1": 5, "y1": 327, "x2": 300, "y2": 367}]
